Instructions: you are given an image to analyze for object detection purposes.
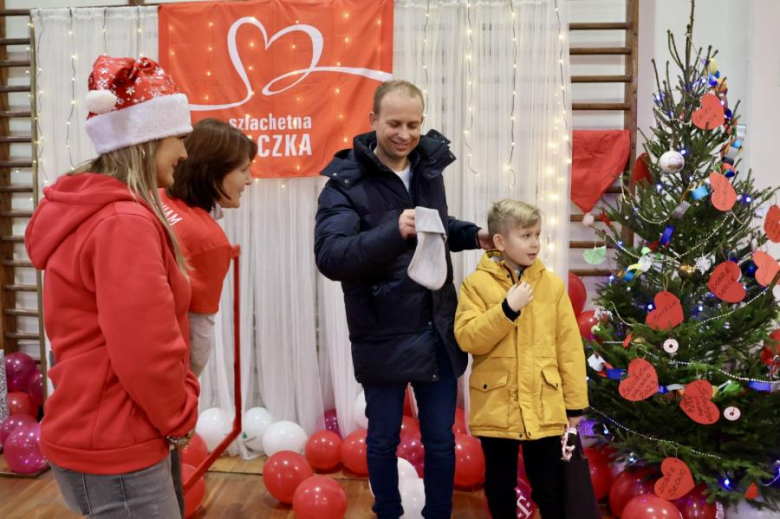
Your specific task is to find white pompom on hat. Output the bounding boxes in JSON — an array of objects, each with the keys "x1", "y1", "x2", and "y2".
[{"x1": 84, "y1": 55, "x2": 193, "y2": 155}]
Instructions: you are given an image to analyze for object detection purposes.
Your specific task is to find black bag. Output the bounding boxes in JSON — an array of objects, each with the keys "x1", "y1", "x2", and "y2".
[{"x1": 562, "y1": 432, "x2": 602, "y2": 519}]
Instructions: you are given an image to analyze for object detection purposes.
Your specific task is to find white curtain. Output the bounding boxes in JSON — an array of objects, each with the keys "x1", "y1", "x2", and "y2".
[{"x1": 32, "y1": 0, "x2": 571, "y2": 456}]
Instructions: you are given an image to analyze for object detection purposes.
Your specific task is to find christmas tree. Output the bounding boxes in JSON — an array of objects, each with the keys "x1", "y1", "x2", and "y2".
[{"x1": 584, "y1": 0, "x2": 780, "y2": 511}]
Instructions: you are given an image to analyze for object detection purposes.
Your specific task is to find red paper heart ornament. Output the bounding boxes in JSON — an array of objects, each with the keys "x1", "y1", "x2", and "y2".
[
  {"x1": 680, "y1": 380, "x2": 720, "y2": 425},
  {"x1": 654, "y1": 457, "x2": 696, "y2": 500},
  {"x1": 692, "y1": 93, "x2": 725, "y2": 130},
  {"x1": 753, "y1": 251, "x2": 780, "y2": 287},
  {"x1": 645, "y1": 291, "x2": 684, "y2": 331},
  {"x1": 618, "y1": 358, "x2": 659, "y2": 401},
  {"x1": 745, "y1": 482, "x2": 759, "y2": 500},
  {"x1": 708, "y1": 172, "x2": 737, "y2": 211},
  {"x1": 766, "y1": 204, "x2": 780, "y2": 243},
  {"x1": 707, "y1": 261, "x2": 746, "y2": 303}
]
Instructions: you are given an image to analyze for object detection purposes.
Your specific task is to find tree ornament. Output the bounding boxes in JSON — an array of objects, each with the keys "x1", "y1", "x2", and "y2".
[
  {"x1": 723, "y1": 406, "x2": 741, "y2": 421},
  {"x1": 663, "y1": 339, "x2": 679, "y2": 354},
  {"x1": 654, "y1": 457, "x2": 695, "y2": 500},
  {"x1": 659, "y1": 150, "x2": 685, "y2": 174},
  {"x1": 695, "y1": 255, "x2": 713, "y2": 274},
  {"x1": 618, "y1": 359, "x2": 659, "y2": 401},
  {"x1": 680, "y1": 380, "x2": 720, "y2": 425},
  {"x1": 678, "y1": 263, "x2": 697, "y2": 279}
]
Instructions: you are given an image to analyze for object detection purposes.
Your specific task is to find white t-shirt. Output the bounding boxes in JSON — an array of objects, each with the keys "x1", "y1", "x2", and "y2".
[{"x1": 395, "y1": 164, "x2": 412, "y2": 192}]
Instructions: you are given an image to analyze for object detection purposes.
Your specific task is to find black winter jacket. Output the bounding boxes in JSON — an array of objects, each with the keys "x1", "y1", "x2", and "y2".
[{"x1": 314, "y1": 130, "x2": 479, "y2": 384}]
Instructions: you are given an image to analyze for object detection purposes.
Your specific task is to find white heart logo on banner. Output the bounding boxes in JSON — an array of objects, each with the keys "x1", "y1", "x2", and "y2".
[{"x1": 189, "y1": 16, "x2": 392, "y2": 111}]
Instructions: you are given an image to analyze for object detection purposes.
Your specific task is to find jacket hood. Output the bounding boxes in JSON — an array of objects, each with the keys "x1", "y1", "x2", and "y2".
[
  {"x1": 476, "y1": 250, "x2": 546, "y2": 283},
  {"x1": 25, "y1": 173, "x2": 138, "y2": 269},
  {"x1": 321, "y1": 129, "x2": 456, "y2": 189}
]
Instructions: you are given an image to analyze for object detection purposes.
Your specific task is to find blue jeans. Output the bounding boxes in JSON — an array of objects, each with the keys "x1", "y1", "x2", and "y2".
[
  {"x1": 363, "y1": 344, "x2": 457, "y2": 519},
  {"x1": 50, "y1": 455, "x2": 182, "y2": 518}
]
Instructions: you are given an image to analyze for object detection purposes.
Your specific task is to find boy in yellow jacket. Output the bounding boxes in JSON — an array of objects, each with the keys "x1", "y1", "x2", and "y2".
[{"x1": 455, "y1": 199, "x2": 588, "y2": 519}]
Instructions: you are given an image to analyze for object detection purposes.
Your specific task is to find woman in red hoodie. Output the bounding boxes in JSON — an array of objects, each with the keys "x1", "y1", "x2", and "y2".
[{"x1": 25, "y1": 56, "x2": 199, "y2": 518}]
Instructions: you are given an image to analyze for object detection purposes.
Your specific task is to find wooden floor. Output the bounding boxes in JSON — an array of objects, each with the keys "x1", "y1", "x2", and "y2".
[{"x1": 0, "y1": 456, "x2": 490, "y2": 518}]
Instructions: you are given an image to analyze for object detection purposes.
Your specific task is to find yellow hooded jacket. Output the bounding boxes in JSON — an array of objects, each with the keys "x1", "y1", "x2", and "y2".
[{"x1": 455, "y1": 251, "x2": 588, "y2": 441}]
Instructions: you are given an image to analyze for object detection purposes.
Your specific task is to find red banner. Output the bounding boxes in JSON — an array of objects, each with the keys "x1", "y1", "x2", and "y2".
[{"x1": 159, "y1": 0, "x2": 394, "y2": 178}]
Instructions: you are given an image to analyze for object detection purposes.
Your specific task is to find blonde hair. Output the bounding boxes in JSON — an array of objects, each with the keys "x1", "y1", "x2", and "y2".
[
  {"x1": 373, "y1": 79, "x2": 425, "y2": 115},
  {"x1": 487, "y1": 199, "x2": 542, "y2": 237},
  {"x1": 71, "y1": 140, "x2": 187, "y2": 273}
]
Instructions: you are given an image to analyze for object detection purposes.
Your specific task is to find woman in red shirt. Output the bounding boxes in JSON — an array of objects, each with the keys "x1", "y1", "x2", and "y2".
[
  {"x1": 160, "y1": 118, "x2": 256, "y2": 376},
  {"x1": 25, "y1": 56, "x2": 199, "y2": 518}
]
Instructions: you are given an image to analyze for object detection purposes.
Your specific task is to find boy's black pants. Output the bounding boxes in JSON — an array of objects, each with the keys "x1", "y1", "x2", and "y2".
[{"x1": 479, "y1": 435, "x2": 566, "y2": 519}]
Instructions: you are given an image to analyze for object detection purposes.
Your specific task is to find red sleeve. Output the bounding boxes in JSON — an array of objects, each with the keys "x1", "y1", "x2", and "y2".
[
  {"x1": 87, "y1": 214, "x2": 200, "y2": 437},
  {"x1": 188, "y1": 246, "x2": 231, "y2": 314}
]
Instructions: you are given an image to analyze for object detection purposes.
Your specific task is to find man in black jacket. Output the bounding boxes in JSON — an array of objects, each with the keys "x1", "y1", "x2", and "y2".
[{"x1": 315, "y1": 80, "x2": 490, "y2": 519}]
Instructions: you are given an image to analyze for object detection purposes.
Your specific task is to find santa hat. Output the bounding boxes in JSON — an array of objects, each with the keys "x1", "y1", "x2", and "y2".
[{"x1": 84, "y1": 55, "x2": 192, "y2": 155}]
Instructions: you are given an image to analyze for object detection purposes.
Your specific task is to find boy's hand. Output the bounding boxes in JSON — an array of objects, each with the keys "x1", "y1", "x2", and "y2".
[
  {"x1": 399, "y1": 209, "x2": 416, "y2": 239},
  {"x1": 506, "y1": 281, "x2": 533, "y2": 312}
]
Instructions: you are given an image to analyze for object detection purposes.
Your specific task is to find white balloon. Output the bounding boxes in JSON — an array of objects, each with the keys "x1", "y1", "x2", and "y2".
[
  {"x1": 400, "y1": 478, "x2": 425, "y2": 519},
  {"x1": 726, "y1": 500, "x2": 775, "y2": 518},
  {"x1": 242, "y1": 407, "x2": 274, "y2": 453},
  {"x1": 397, "y1": 457, "x2": 418, "y2": 483},
  {"x1": 262, "y1": 420, "x2": 308, "y2": 456},
  {"x1": 369, "y1": 457, "x2": 420, "y2": 497},
  {"x1": 196, "y1": 407, "x2": 232, "y2": 452},
  {"x1": 354, "y1": 391, "x2": 368, "y2": 429}
]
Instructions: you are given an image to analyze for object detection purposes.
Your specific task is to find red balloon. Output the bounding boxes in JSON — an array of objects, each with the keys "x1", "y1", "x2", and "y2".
[
  {"x1": 4, "y1": 352, "x2": 37, "y2": 392},
  {"x1": 7, "y1": 391, "x2": 37, "y2": 417},
  {"x1": 583, "y1": 446, "x2": 613, "y2": 500},
  {"x1": 589, "y1": 457, "x2": 613, "y2": 500},
  {"x1": 0, "y1": 414, "x2": 37, "y2": 447},
  {"x1": 610, "y1": 467, "x2": 658, "y2": 517},
  {"x1": 292, "y1": 475, "x2": 348, "y2": 519},
  {"x1": 262, "y1": 451, "x2": 314, "y2": 504},
  {"x1": 305, "y1": 430, "x2": 342, "y2": 472},
  {"x1": 583, "y1": 446, "x2": 611, "y2": 467},
  {"x1": 568, "y1": 273, "x2": 587, "y2": 317},
  {"x1": 760, "y1": 329, "x2": 780, "y2": 366},
  {"x1": 403, "y1": 388, "x2": 414, "y2": 417},
  {"x1": 401, "y1": 416, "x2": 420, "y2": 437},
  {"x1": 397, "y1": 429, "x2": 425, "y2": 477},
  {"x1": 516, "y1": 445, "x2": 531, "y2": 485},
  {"x1": 181, "y1": 463, "x2": 206, "y2": 518},
  {"x1": 675, "y1": 485, "x2": 720, "y2": 519},
  {"x1": 341, "y1": 429, "x2": 368, "y2": 476},
  {"x1": 27, "y1": 370, "x2": 44, "y2": 408},
  {"x1": 577, "y1": 310, "x2": 599, "y2": 341},
  {"x1": 622, "y1": 494, "x2": 682, "y2": 518},
  {"x1": 454, "y1": 433, "x2": 485, "y2": 488},
  {"x1": 452, "y1": 408, "x2": 468, "y2": 435},
  {"x1": 181, "y1": 433, "x2": 209, "y2": 467}
]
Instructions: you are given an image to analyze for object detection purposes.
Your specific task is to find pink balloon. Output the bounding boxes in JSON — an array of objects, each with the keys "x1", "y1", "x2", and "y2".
[
  {"x1": 27, "y1": 370, "x2": 44, "y2": 407},
  {"x1": 3, "y1": 423, "x2": 48, "y2": 474},
  {"x1": 4, "y1": 352, "x2": 37, "y2": 392},
  {"x1": 323, "y1": 409, "x2": 341, "y2": 438},
  {"x1": 397, "y1": 430, "x2": 425, "y2": 477},
  {"x1": 0, "y1": 414, "x2": 37, "y2": 447},
  {"x1": 515, "y1": 478, "x2": 538, "y2": 519}
]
